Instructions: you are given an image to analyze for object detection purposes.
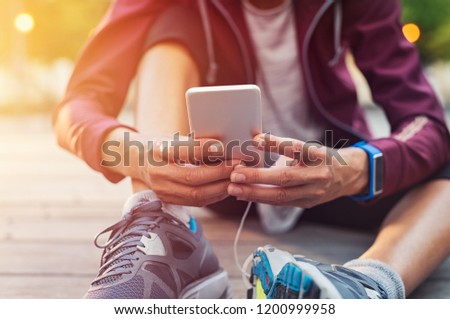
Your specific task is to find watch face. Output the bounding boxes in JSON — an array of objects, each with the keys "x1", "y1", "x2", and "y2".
[{"x1": 373, "y1": 153, "x2": 384, "y2": 194}]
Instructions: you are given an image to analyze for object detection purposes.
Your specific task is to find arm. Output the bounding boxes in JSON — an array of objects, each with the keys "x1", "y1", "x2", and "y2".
[
  {"x1": 226, "y1": 1, "x2": 450, "y2": 206},
  {"x1": 54, "y1": 1, "x2": 236, "y2": 206},
  {"x1": 102, "y1": 42, "x2": 196, "y2": 182},
  {"x1": 53, "y1": 0, "x2": 171, "y2": 183},
  {"x1": 101, "y1": 43, "x2": 238, "y2": 206},
  {"x1": 347, "y1": 0, "x2": 450, "y2": 196}
]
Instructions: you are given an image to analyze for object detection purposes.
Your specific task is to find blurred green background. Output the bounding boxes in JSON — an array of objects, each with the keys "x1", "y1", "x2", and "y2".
[
  {"x1": 0, "y1": 0, "x2": 449, "y2": 113},
  {"x1": 402, "y1": 0, "x2": 450, "y2": 62}
]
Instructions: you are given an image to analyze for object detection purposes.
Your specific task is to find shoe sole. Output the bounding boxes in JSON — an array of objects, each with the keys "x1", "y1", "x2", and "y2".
[
  {"x1": 180, "y1": 268, "x2": 232, "y2": 299},
  {"x1": 250, "y1": 246, "x2": 298, "y2": 298},
  {"x1": 273, "y1": 261, "x2": 343, "y2": 299},
  {"x1": 251, "y1": 246, "x2": 342, "y2": 299}
]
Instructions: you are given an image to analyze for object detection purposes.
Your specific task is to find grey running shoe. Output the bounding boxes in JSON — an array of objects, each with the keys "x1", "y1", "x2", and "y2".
[
  {"x1": 249, "y1": 245, "x2": 387, "y2": 299},
  {"x1": 84, "y1": 199, "x2": 230, "y2": 299}
]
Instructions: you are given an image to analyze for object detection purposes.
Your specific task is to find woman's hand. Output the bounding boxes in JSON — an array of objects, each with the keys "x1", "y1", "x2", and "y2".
[
  {"x1": 142, "y1": 138, "x2": 239, "y2": 206},
  {"x1": 102, "y1": 128, "x2": 239, "y2": 207},
  {"x1": 227, "y1": 133, "x2": 369, "y2": 208}
]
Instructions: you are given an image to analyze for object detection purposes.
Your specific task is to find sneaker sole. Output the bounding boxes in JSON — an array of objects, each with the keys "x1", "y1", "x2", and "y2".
[
  {"x1": 251, "y1": 246, "x2": 343, "y2": 299},
  {"x1": 273, "y1": 261, "x2": 343, "y2": 299},
  {"x1": 180, "y1": 268, "x2": 232, "y2": 299},
  {"x1": 250, "y1": 246, "x2": 298, "y2": 298}
]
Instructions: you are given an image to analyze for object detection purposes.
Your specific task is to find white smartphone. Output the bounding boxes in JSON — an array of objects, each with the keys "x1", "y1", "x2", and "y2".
[{"x1": 185, "y1": 84, "x2": 262, "y2": 163}]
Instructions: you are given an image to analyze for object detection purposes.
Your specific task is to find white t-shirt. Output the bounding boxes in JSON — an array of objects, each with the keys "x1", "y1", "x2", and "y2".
[{"x1": 243, "y1": 0, "x2": 323, "y2": 142}]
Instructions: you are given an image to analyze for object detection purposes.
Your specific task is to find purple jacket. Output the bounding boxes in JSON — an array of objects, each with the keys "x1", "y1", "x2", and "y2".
[{"x1": 53, "y1": 0, "x2": 450, "y2": 198}]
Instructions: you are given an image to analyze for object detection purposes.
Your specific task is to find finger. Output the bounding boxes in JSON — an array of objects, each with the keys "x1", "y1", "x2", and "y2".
[
  {"x1": 155, "y1": 179, "x2": 231, "y2": 207},
  {"x1": 227, "y1": 183, "x2": 322, "y2": 205},
  {"x1": 157, "y1": 137, "x2": 225, "y2": 164},
  {"x1": 162, "y1": 192, "x2": 229, "y2": 207},
  {"x1": 227, "y1": 183, "x2": 301, "y2": 203},
  {"x1": 253, "y1": 133, "x2": 324, "y2": 162},
  {"x1": 273, "y1": 155, "x2": 293, "y2": 167},
  {"x1": 230, "y1": 165, "x2": 331, "y2": 187},
  {"x1": 253, "y1": 133, "x2": 303, "y2": 159},
  {"x1": 162, "y1": 160, "x2": 240, "y2": 186}
]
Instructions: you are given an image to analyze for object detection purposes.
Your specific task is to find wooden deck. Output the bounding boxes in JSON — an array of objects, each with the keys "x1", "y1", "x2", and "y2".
[{"x1": 0, "y1": 112, "x2": 449, "y2": 299}]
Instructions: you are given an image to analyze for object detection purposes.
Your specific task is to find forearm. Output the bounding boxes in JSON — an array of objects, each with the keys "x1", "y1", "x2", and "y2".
[
  {"x1": 337, "y1": 147, "x2": 369, "y2": 196},
  {"x1": 348, "y1": 0, "x2": 449, "y2": 196},
  {"x1": 336, "y1": 117, "x2": 449, "y2": 200},
  {"x1": 53, "y1": 99, "x2": 137, "y2": 183},
  {"x1": 101, "y1": 127, "x2": 150, "y2": 183},
  {"x1": 370, "y1": 118, "x2": 450, "y2": 196}
]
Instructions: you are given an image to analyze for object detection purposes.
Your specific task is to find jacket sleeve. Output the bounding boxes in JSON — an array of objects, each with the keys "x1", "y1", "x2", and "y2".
[
  {"x1": 347, "y1": 0, "x2": 450, "y2": 197},
  {"x1": 53, "y1": 0, "x2": 173, "y2": 183}
]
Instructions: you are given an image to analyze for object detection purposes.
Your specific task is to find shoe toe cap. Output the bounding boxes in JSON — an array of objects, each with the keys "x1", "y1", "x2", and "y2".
[{"x1": 83, "y1": 276, "x2": 145, "y2": 299}]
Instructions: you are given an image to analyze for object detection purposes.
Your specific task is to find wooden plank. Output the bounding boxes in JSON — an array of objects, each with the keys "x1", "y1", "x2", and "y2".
[
  {"x1": 0, "y1": 242, "x2": 100, "y2": 275},
  {"x1": 0, "y1": 216, "x2": 116, "y2": 242},
  {"x1": 0, "y1": 275, "x2": 90, "y2": 298},
  {"x1": 0, "y1": 203, "x2": 124, "y2": 218},
  {"x1": 0, "y1": 183, "x2": 131, "y2": 207},
  {"x1": 410, "y1": 280, "x2": 450, "y2": 299}
]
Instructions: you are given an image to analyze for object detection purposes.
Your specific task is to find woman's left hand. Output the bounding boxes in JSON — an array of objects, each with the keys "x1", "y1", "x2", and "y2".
[{"x1": 227, "y1": 133, "x2": 370, "y2": 208}]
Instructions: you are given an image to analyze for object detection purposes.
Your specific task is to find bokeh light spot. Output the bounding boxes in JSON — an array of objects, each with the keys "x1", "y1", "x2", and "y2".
[
  {"x1": 15, "y1": 13, "x2": 35, "y2": 34},
  {"x1": 402, "y1": 23, "x2": 420, "y2": 43}
]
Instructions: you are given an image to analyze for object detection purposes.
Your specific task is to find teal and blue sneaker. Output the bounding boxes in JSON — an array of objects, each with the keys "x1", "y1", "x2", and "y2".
[{"x1": 248, "y1": 245, "x2": 387, "y2": 299}]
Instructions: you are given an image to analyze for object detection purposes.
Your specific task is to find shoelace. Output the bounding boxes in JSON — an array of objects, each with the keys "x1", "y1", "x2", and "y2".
[{"x1": 92, "y1": 206, "x2": 169, "y2": 286}]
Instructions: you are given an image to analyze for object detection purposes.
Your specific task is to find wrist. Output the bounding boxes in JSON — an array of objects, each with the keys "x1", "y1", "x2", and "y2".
[
  {"x1": 338, "y1": 147, "x2": 369, "y2": 196},
  {"x1": 349, "y1": 142, "x2": 384, "y2": 200},
  {"x1": 101, "y1": 128, "x2": 147, "y2": 181}
]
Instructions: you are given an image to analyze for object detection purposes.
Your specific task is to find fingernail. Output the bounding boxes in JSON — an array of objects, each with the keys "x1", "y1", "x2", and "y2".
[
  {"x1": 208, "y1": 142, "x2": 222, "y2": 153},
  {"x1": 228, "y1": 185, "x2": 243, "y2": 196},
  {"x1": 233, "y1": 160, "x2": 247, "y2": 169},
  {"x1": 231, "y1": 173, "x2": 246, "y2": 183}
]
